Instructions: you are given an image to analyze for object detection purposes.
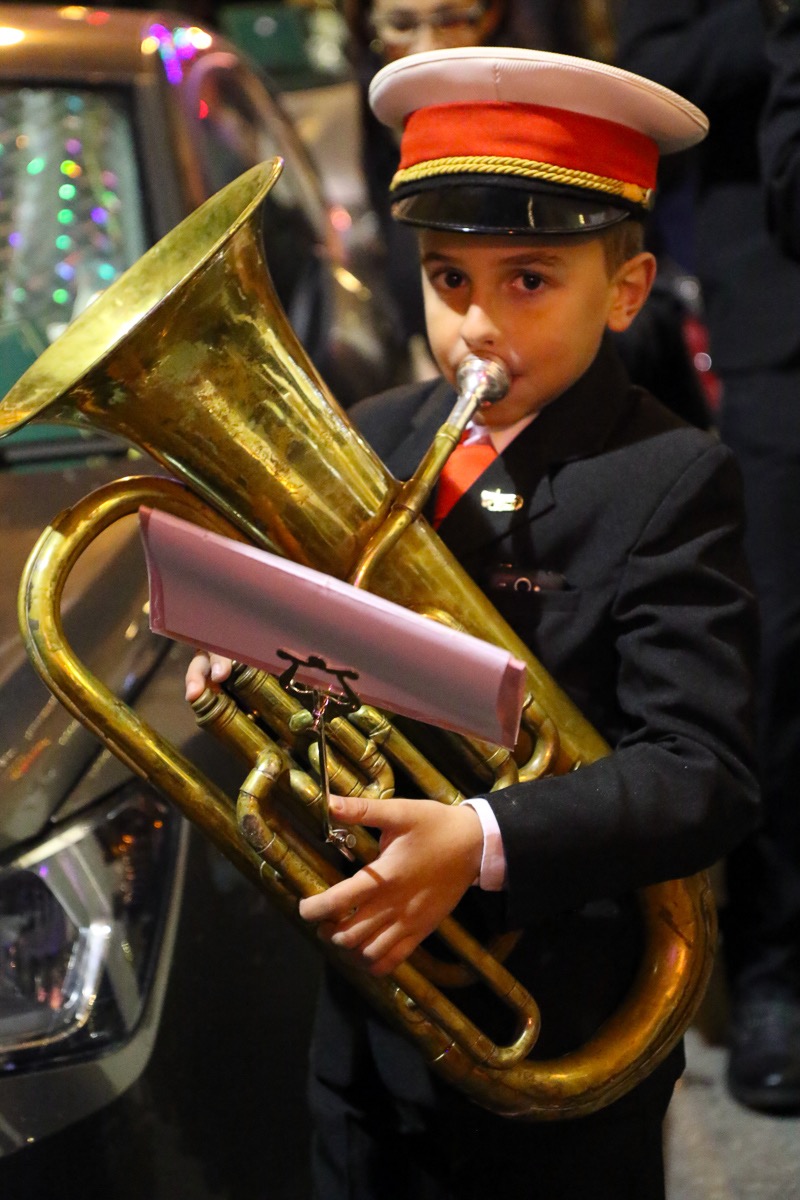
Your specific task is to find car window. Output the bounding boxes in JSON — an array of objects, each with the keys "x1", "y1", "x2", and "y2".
[
  {"x1": 0, "y1": 86, "x2": 147, "y2": 403},
  {"x1": 0, "y1": 60, "x2": 341, "y2": 460},
  {"x1": 186, "y1": 56, "x2": 329, "y2": 322},
  {"x1": 218, "y1": 2, "x2": 352, "y2": 92}
]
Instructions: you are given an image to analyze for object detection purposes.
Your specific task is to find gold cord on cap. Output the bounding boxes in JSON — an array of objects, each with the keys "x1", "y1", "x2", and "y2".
[{"x1": 391, "y1": 154, "x2": 655, "y2": 209}]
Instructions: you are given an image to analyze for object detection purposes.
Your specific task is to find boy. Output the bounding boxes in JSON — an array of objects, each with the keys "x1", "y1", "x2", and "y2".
[{"x1": 186, "y1": 48, "x2": 759, "y2": 1199}]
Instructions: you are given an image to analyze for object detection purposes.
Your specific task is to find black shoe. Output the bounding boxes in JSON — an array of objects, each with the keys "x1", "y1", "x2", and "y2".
[{"x1": 727, "y1": 991, "x2": 800, "y2": 1114}]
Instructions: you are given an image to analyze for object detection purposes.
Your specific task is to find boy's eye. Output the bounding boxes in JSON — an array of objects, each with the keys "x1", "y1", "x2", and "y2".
[
  {"x1": 429, "y1": 267, "x2": 465, "y2": 292},
  {"x1": 519, "y1": 272, "x2": 544, "y2": 292},
  {"x1": 443, "y1": 268, "x2": 465, "y2": 288}
]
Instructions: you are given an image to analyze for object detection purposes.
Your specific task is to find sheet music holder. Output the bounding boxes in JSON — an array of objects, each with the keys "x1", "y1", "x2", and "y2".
[{"x1": 138, "y1": 506, "x2": 526, "y2": 749}]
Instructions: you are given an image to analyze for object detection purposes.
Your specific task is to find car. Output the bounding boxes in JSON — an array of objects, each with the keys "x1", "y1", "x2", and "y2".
[
  {"x1": 0, "y1": 5, "x2": 406, "y2": 1194},
  {"x1": 0, "y1": 3, "x2": 406, "y2": 408}
]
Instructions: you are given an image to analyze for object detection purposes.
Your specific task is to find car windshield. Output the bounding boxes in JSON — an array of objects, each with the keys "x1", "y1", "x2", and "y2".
[
  {"x1": 0, "y1": 65, "x2": 333, "y2": 463},
  {"x1": 0, "y1": 86, "x2": 147, "y2": 397},
  {"x1": 0, "y1": 85, "x2": 148, "y2": 463}
]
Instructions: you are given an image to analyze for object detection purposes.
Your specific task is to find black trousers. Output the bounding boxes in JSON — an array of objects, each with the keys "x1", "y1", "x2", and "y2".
[
  {"x1": 718, "y1": 367, "x2": 800, "y2": 997},
  {"x1": 308, "y1": 972, "x2": 673, "y2": 1200}
]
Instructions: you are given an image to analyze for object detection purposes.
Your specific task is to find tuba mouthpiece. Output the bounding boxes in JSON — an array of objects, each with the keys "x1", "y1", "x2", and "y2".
[{"x1": 456, "y1": 355, "x2": 510, "y2": 408}]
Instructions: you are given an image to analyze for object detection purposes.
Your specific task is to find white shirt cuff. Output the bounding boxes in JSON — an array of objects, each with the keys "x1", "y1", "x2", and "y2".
[{"x1": 462, "y1": 797, "x2": 507, "y2": 891}]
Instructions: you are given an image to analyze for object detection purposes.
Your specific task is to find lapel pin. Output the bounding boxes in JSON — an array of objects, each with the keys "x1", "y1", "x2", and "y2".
[{"x1": 480, "y1": 488, "x2": 524, "y2": 513}]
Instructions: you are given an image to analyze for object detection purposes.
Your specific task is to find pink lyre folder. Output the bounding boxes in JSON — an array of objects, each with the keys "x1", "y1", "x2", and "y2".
[{"x1": 138, "y1": 507, "x2": 526, "y2": 748}]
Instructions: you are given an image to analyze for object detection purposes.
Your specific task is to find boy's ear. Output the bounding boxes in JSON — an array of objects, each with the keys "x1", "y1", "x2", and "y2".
[{"x1": 606, "y1": 251, "x2": 657, "y2": 333}]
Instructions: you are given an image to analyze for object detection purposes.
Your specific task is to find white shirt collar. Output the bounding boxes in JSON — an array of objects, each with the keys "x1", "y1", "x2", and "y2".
[{"x1": 463, "y1": 413, "x2": 536, "y2": 455}]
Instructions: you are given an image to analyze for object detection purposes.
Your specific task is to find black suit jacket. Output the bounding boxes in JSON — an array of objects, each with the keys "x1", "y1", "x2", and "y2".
[
  {"x1": 313, "y1": 340, "x2": 759, "y2": 1114},
  {"x1": 761, "y1": 0, "x2": 800, "y2": 262}
]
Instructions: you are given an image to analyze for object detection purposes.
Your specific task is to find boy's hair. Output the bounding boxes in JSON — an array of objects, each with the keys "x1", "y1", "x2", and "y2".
[{"x1": 599, "y1": 218, "x2": 646, "y2": 277}]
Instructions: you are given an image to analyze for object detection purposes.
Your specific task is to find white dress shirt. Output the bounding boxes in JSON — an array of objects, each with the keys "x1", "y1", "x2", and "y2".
[{"x1": 455, "y1": 413, "x2": 536, "y2": 891}]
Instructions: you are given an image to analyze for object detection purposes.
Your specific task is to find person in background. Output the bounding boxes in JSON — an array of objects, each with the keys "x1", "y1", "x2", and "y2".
[
  {"x1": 760, "y1": 0, "x2": 800, "y2": 261},
  {"x1": 616, "y1": 0, "x2": 800, "y2": 1115},
  {"x1": 186, "y1": 46, "x2": 759, "y2": 1198}
]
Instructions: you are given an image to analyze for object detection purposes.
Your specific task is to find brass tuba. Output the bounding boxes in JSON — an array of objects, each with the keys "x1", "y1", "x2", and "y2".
[{"x1": 2, "y1": 159, "x2": 716, "y2": 1120}]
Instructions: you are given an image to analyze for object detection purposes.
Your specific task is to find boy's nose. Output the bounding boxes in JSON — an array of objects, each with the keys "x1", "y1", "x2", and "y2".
[{"x1": 459, "y1": 302, "x2": 500, "y2": 350}]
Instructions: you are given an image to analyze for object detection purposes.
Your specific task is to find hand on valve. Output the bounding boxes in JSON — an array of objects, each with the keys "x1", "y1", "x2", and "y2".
[{"x1": 184, "y1": 650, "x2": 484, "y2": 976}]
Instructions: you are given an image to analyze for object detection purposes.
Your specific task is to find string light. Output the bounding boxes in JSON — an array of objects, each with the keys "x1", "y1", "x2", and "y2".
[{"x1": 1, "y1": 86, "x2": 135, "y2": 338}]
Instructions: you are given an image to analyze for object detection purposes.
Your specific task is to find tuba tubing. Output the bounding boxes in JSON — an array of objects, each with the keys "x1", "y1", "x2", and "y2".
[{"x1": 4, "y1": 159, "x2": 717, "y2": 1119}]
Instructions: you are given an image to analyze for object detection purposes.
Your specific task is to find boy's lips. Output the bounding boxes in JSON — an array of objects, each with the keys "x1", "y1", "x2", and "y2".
[{"x1": 478, "y1": 373, "x2": 517, "y2": 409}]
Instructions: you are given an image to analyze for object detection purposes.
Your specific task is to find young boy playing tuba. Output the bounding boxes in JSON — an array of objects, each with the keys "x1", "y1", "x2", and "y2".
[{"x1": 186, "y1": 47, "x2": 759, "y2": 1199}]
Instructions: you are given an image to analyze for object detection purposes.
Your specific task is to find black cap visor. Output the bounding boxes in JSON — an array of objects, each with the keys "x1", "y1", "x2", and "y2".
[{"x1": 390, "y1": 176, "x2": 638, "y2": 234}]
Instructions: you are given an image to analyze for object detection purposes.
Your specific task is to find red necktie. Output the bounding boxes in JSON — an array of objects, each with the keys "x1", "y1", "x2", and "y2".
[{"x1": 433, "y1": 435, "x2": 497, "y2": 528}]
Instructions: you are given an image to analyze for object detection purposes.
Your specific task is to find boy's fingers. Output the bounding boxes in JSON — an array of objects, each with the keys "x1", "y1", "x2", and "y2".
[
  {"x1": 318, "y1": 926, "x2": 417, "y2": 977},
  {"x1": 328, "y1": 908, "x2": 386, "y2": 951},
  {"x1": 366, "y1": 934, "x2": 419, "y2": 977},
  {"x1": 184, "y1": 652, "x2": 233, "y2": 701},
  {"x1": 184, "y1": 653, "x2": 210, "y2": 702},
  {"x1": 327, "y1": 794, "x2": 372, "y2": 826},
  {"x1": 328, "y1": 793, "x2": 414, "y2": 833},
  {"x1": 298, "y1": 866, "x2": 383, "y2": 924},
  {"x1": 210, "y1": 656, "x2": 231, "y2": 680}
]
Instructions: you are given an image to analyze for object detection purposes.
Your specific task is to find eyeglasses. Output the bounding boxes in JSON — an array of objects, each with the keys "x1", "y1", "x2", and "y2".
[{"x1": 371, "y1": 2, "x2": 489, "y2": 47}]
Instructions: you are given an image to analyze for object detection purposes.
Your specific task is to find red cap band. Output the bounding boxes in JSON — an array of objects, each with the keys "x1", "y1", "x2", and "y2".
[{"x1": 395, "y1": 102, "x2": 659, "y2": 204}]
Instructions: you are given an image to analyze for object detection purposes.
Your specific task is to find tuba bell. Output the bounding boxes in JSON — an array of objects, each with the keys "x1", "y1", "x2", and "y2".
[{"x1": 1, "y1": 158, "x2": 716, "y2": 1120}]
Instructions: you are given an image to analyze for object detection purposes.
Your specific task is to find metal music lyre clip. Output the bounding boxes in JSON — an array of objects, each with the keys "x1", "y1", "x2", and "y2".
[{"x1": 276, "y1": 650, "x2": 361, "y2": 860}]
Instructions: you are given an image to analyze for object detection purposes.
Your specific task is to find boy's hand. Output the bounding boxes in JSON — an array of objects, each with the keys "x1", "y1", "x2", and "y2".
[
  {"x1": 298, "y1": 795, "x2": 483, "y2": 977},
  {"x1": 185, "y1": 651, "x2": 233, "y2": 702}
]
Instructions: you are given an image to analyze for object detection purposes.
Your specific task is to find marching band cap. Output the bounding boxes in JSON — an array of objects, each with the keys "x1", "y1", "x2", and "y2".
[{"x1": 368, "y1": 47, "x2": 709, "y2": 234}]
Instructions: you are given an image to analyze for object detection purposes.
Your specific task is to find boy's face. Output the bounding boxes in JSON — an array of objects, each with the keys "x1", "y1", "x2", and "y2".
[{"x1": 419, "y1": 229, "x2": 647, "y2": 427}]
